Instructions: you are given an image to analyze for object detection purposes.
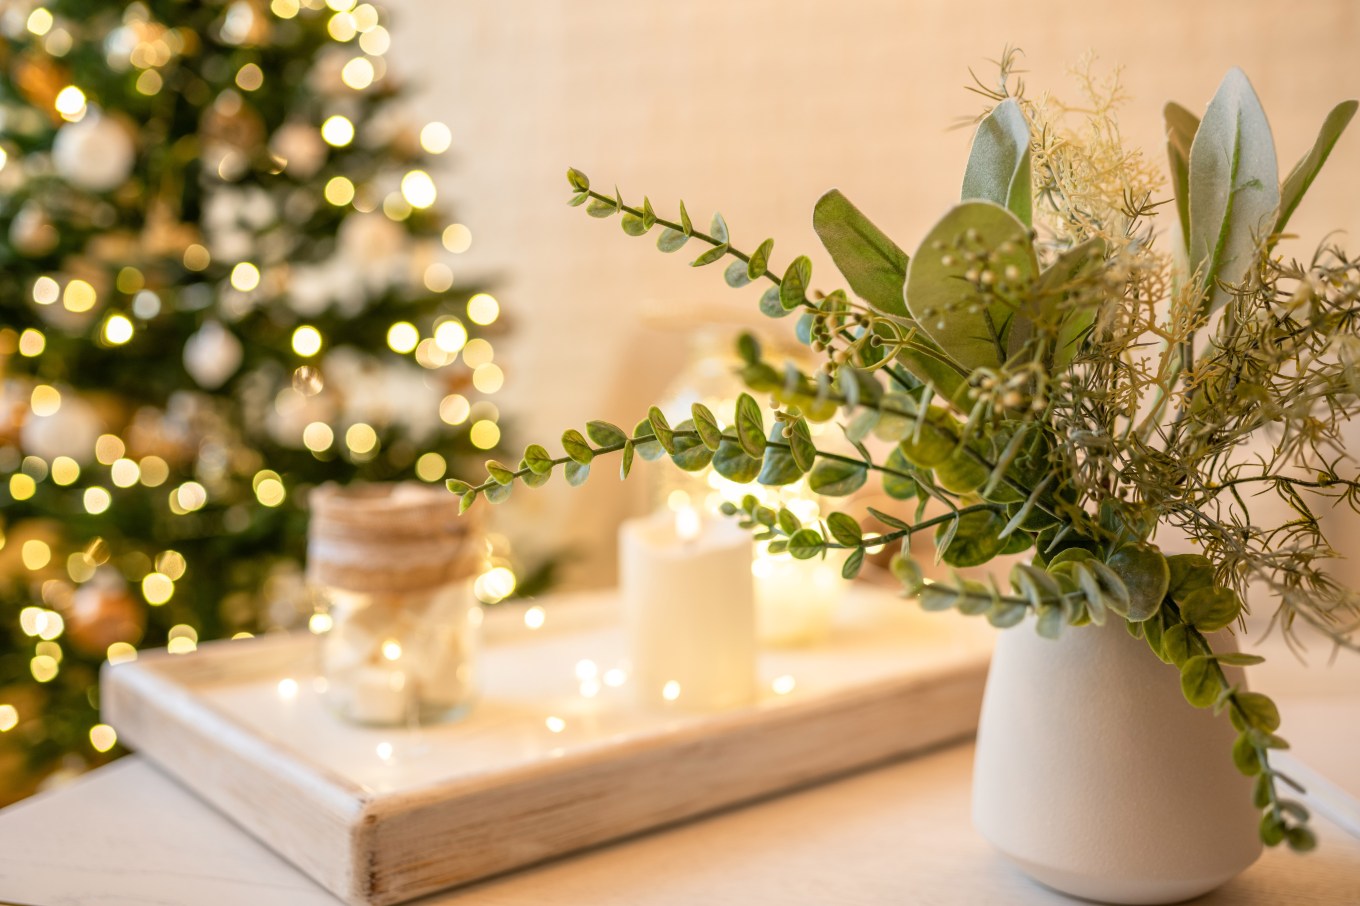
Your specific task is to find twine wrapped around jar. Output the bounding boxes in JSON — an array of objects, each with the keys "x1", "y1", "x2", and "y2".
[{"x1": 307, "y1": 482, "x2": 484, "y2": 595}]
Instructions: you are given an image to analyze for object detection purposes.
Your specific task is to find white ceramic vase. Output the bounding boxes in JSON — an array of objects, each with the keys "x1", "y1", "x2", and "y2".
[{"x1": 972, "y1": 618, "x2": 1262, "y2": 904}]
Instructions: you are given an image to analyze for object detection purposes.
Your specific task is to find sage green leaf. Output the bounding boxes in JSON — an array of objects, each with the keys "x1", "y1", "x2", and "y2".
[
  {"x1": 845, "y1": 409, "x2": 880, "y2": 444},
  {"x1": 787, "y1": 528, "x2": 825, "y2": 560},
  {"x1": 586, "y1": 198, "x2": 617, "y2": 218},
  {"x1": 961, "y1": 98, "x2": 1033, "y2": 226},
  {"x1": 710, "y1": 212, "x2": 729, "y2": 244},
  {"x1": 937, "y1": 508, "x2": 1008, "y2": 568},
  {"x1": 1253, "y1": 774, "x2": 1272, "y2": 809},
  {"x1": 670, "y1": 424, "x2": 715, "y2": 472},
  {"x1": 657, "y1": 227, "x2": 689, "y2": 253},
  {"x1": 1214, "y1": 652, "x2": 1266, "y2": 668},
  {"x1": 567, "y1": 191, "x2": 588, "y2": 207},
  {"x1": 787, "y1": 417, "x2": 817, "y2": 472},
  {"x1": 736, "y1": 332, "x2": 761, "y2": 364},
  {"x1": 1161, "y1": 623, "x2": 1195, "y2": 667},
  {"x1": 564, "y1": 460, "x2": 590, "y2": 487},
  {"x1": 1260, "y1": 813, "x2": 1287, "y2": 847},
  {"x1": 692, "y1": 403, "x2": 723, "y2": 450},
  {"x1": 1035, "y1": 604, "x2": 1065, "y2": 639},
  {"x1": 620, "y1": 440, "x2": 635, "y2": 479},
  {"x1": 897, "y1": 408, "x2": 961, "y2": 468},
  {"x1": 882, "y1": 446, "x2": 918, "y2": 500},
  {"x1": 827, "y1": 512, "x2": 863, "y2": 546},
  {"x1": 692, "y1": 244, "x2": 729, "y2": 267},
  {"x1": 1105, "y1": 543, "x2": 1170, "y2": 622},
  {"x1": 872, "y1": 391, "x2": 921, "y2": 442},
  {"x1": 1040, "y1": 237, "x2": 1107, "y2": 369},
  {"x1": 1232, "y1": 691, "x2": 1281, "y2": 733},
  {"x1": 905, "y1": 201, "x2": 1038, "y2": 372},
  {"x1": 934, "y1": 446, "x2": 989, "y2": 495},
  {"x1": 561, "y1": 429, "x2": 594, "y2": 464},
  {"x1": 566, "y1": 168, "x2": 590, "y2": 191},
  {"x1": 712, "y1": 438, "x2": 762, "y2": 483},
  {"x1": 484, "y1": 482, "x2": 512, "y2": 504},
  {"x1": 724, "y1": 260, "x2": 752, "y2": 288},
  {"x1": 1180, "y1": 655, "x2": 1220, "y2": 708},
  {"x1": 748, "y1": 238, "x2": 774, "y2": 280},
  {"x1": 586, "y1": 420, "x2": 627, "y2": 446},
  {"x1": 1143, "y1": 609, "x2": 1169, "y2": 662},
  {"x1": 1072, "y1": 562, "x2": 1110, "y2": 626},
  {"x1": 1285, "y1": 826, "x2": 1317, "y2": 853},
  {"x1": 1188, "y1": 68, "x2": 1280, "y2": 315},
  {"x1": 891, "y1": 554, "x2": 926, "y2": 595},
  {"x1": 735, "y1": 393, "x2": 766, "y2": 458},
  {"x1": 1181, "y1": 585, "x2": 1242, "y2": 632},
  {"x1": 632, "y1": 418, "x2": 665, "y2": 461},
  {"x1": 524, "y1": 444, "x2": 554, "y2": 475},
  {"x1": 446, "y1": 479, "x2": 472, "y2": 495},
  {"x1": 1000, "y1": 531, "x2": 1032, "y2": 556},
  {"x1": 920, "y1": 585, "x2": 963, "y2": 612},
  {"x1": 679, "y1": 200, "x2": 693, "y2": 235},
  {"x1": 647, "y1": 407, "x2": 675, "y2": 454},
  {"x1": 1276, "y1": 100, "x2": 1358, "y2": 235},
  {"x1": 893, "y1": 332, "x2": 972, "y2": 406},
  {"x1": 641, "y1": 197, "x2": 657, "y2": 230},
  {"x1": 757, "y1": 425, "x2": 804, "y2": 486},
  {"x1": 808, "y1": 459, "x2": 867, "y2": 497},
  {"x1": 777, "y1": 507, "x2": 802, "y2": 536},
  {"x1": 868, "y1": 507, "x2": 912, "y2": 531},
  {"x1": 812, "y1": 189, "x2": 910, "y2": 316},
  {"x1": 1167, "y1": 553, "x2": 1216, "y2": 602},
  {"x1": 522, "y1": 468, "x2": 550, "y2": 488},
  {"x1": 842, "y1": 547, "x2": 865, "y2": 580},
  {"x1": 486, "y1": 460, "x2": 515, "y2": 485},
  {"x1": 759, "y1": 286, "x2": 789, "y2": 319},
  {"x1": 1164, "y1": 101, "x2": 1200, "y2": 249},
  {"x1": 620, "y1": 212, "x2": 648, "y2": 236},
  {"x1": 1233, "y1": 733, "x2": 1262, "y2": 775},
  {"x1": 780, "y1": 256, "x2": 812, "y2": 311}
]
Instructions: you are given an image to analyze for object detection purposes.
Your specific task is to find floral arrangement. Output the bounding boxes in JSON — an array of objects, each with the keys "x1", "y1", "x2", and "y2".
[{"x1": 451, "y1": 54, "x2": 1360, "y2": 850}]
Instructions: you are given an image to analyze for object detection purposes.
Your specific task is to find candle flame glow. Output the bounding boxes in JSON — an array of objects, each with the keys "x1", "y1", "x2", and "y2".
[{"x1": 675, "y1": 506, "x2": 702, "y2": 542}]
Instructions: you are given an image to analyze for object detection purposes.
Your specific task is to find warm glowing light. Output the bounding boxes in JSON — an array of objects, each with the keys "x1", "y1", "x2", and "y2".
[
  {"x1": 31, "y1": 656, "x2": 59, "y2": 683},
  {"x1": 30, "y1": 384, "x2": 61, "y2": 417},
  {"x1": 90, "y1": 723, "x2": 117, "y2": 752},
  {"x1": 441, "y1": 223, "x2": 472, "y2": 253},
  {"x1": 303, "y1": 421, "x2": 334, "y2": 451},
  {"x1": 386, "y1": 321, "x2": 419, "y2": 353},
  {"x1": 157, "y1": 550, "x2": 187, "y2": 581},
  {"x1": 308, "y1": 613, "x2": 334, "y2": 634},
  {"x1": 270, "y1": 0, "x2": 301, "y2": 17},
  {"x1": 103, "y1": 314, "x2": 134, "y2": 345},
  {"x1": 376, "y1": 741, "x2": 393, "y2": 760},
  {"x1": 10, "y1": 474, "x2": 35, "y2": 500},
  {"x1": 434, "y1": 320, "x2": 468, "y2": 353},
  {"x1": 772, "y1": 675, "x2": 797, "y2": 695},
  {"x1": 63, "y1": 279, "x2": 96, "y2": 312},
  {"x1": 341, "y1": 56, "x2": 375, "y2": 90},
  {"x1": 382, "y1": 192, "x2": 411, "y2": 221},
  {"x1": 381, "y1": 639, "x2": 402, "y2": 661},
  {"x1": 174, "y1": 481, "x2": 207, "y2": 513},
  {"x1": 352, "y1": 3, "x2": 380, "y2": 30},
  {"x1": 95, "y1": 434, "x2": 125, "y2": 464},
  {"x1": 423, "y1": 262, "x2": 453, "y2": 293},
  {"x1": 84, "y1": 487, "x2": 111, "y2": 514},
  {"x1": 18, "y1": 328, "x2": 45, "y2": 356},
  {"x1": 183, "y1": 244, "x2": 211, "y2": 271},
  {"x1": 167, "y1": 637, "x2": 196, "y2": 654},
  {"x1": 324, "y1": 175, "x2": 355, "y2": 206},
  {"x1": 474, "y1": 566, "x2": 517, "y2": 603},
  {"x1": 462, "y1": 338, "x2": 494, "y2": 368},
  {"x1": 400, "y1": 170, "x2": 437, "y2": 209},
  {"x1": 472, "y1": 363, "x2": 504, "y2": 394},
  {"x1": 0, "y1": 705, "x2": 17, "y2": 732},
  {"x1": 415, "y1": 452, "x2": 446, "y2": 482},
  {"x1": 358, "y1": 24, "x2": 389, "y2": 55},
  {"x1": 256, "y1": 477, "x2": 285, "y2": 507},
  {"x1": 467, "y1": 293, "x2": 500, "y2": 325},
  {"x1": 524, "y1": 606, "x2": 546, "y2": 630},
  {"x1": 469, "y1": 419, "x2": 500, "y2": 449},
  {"x1": 139, "y1": 456, "x2": 169, "y2": 487},
  {"x1": 54, "y1": 85, "x2": 87, "y2": 121},
  {"x1": 604, "y1": 668, "x2": 627, "y2": 688},
  {"x1": 420, "y1": 122, "x2": 452, "y2": 154},
  {"x1": 21, "y1": 540, "x2": 51, "y2": 571},
  {"x1": 292, "y1": 325, "x2": 323, "y2": 357},
  {"x1": 662, "y1": 680, "x2": 682, "y2": 702},
  {"x1": 575, "y1": 660, "x2": 598, "y2": 681},
  {"x1": 106, "y1": 642, "x2": 138, "y2": 664},
  {"x1": 142, "y1": 572, "x2": 174, "y2": 605},
  {"x1": 545, "y1": 716, "x2": 566, "y2": 733},
  {"x1": 328, "y1": 11, "x2": 357, "y2": 41},
  {"x1": 439, "y1": 394, "x2": 471, "y2": 425},
  {"x1": 51, "y1": 457, "x2": 80, "y2": 485},
  {"x1": 675, "y1": 507, "x2": 702, "y2": 542},
  {"x1": 230, "y1": 262, "x2": 261, "y2": 292},
  {"x1": 277, "y1": 678, "x2": 299, "y2": 700},
  {"x1": 26, "y1": 8, "x2": 53, "y2": 35},
  {"x1": 33, "y1": 276, "x2": 60, "y2": 305},
  {"x1": 135, "y1": 69, "x2": 163, "y2": 96},
  {"x1": 345, "y1": 423, "x2": 378, "y2": 454},
  {"x1": 110, "y1": 458, "x2": 140, "y2": 488},
  {"x1": 321, "y1": 115, "x2": 354, "y2": 147}
]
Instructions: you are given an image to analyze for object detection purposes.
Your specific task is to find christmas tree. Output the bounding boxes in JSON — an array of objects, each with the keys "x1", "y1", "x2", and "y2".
[{"x1": 0, "y1": 0, "x2": 516, "y2": 800}]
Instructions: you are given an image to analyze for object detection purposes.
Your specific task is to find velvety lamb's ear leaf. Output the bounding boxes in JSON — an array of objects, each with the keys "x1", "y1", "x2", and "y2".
[
  {"x1": 1275, "y1": 99, "x2": 1358, "y2": 235},
  {"x1": 812, "y1": 189, "x2": 910, "y2": 317},
  {"x1": 906, "y1": 201, "x2": 1038, "y2": 373},
  {"x1": 1164, "y1": 101, "x2": 1201, "y2": 251},
  {"x1": 961, "y1": 98, "x2": 1033, "y2": 226},
  {"x1": 1188, "y1": 67, "x2": 1279, "y2": 316}
]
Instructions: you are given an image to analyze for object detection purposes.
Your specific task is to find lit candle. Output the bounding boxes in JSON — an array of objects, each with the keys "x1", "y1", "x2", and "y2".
[
  {"x1": 618, "y1": 507, "x2": 756, "y2": 710},
  {"x1": 754, "y1": 550, "x2": 847, "y2": 646},
  {"x1": 350, "y1": 666, "x2": 410, "y2": 724}
]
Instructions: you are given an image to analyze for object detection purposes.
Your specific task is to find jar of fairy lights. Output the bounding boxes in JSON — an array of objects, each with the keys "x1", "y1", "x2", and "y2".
[{"x1": 307, "y1": 483, "x2": 484, "y2": 726}]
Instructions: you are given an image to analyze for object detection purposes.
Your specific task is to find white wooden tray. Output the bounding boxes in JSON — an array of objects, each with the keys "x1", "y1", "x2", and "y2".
[{"x1": 101, "y1": 586, "x2": 994, "y2": 905}]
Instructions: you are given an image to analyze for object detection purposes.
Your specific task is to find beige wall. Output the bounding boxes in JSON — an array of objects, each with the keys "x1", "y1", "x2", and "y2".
[{"x1": 390, "y1": 0, "x2": 1360, "y2": 588}]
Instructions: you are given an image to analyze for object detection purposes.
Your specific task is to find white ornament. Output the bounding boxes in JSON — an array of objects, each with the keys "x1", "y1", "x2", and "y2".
[
  {"x1": 52, "y1": 111, "x2": 136, "y2": 193},
  {"x1": 183, "y1": 321, "x2": 244, "y2": 390},
  {"x1": 21, "y1": 394, "x2": 103, "y2": 464}
]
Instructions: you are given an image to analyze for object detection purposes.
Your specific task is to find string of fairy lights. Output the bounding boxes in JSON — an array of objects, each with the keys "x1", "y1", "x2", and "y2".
[{"x1": 0, "y1": 0, "x2": 519, "y2": 774}]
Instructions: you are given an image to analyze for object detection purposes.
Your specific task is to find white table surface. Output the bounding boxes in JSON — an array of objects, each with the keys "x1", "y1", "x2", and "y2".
[{"x1": 1, "y1": 635, "x2": 1357, "y2": 905}]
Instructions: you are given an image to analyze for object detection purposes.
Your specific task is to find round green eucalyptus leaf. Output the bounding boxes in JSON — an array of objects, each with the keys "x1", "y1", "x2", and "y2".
[
  {"x1": 1167, "y1": 553, "x2": 1216, "y2": 603},
  {"x1": 1006, "y1": 499, "x2": 1059, "y2": 532},
  {"x1": 669, "y1": 419, "x2": 715, "y2": 472},
  {"x1": 905, "y1": 201, "x2": 1038, "y2": 373},
  {"x1": 936, "y1": 508, "x2": 1009, "y2": 568},
  {"x1": 1105, "y1": 543, "x2": 1171, "y2": 622},
  {"x1": 934, "y1": 445, "x2": 989, "y2": 494},
  {"x1": 897, "y1": 407, "x2": 961, "y2": 469},
  {"x1": 882, "y1": 446, "x2": 919, "y2": 500},
  {"x1": 1180, "y1": 585, "x2": 1242, "y2": 632},
  {"x1": 711, "y1": 437, "x2": 761, "y2": 482}
]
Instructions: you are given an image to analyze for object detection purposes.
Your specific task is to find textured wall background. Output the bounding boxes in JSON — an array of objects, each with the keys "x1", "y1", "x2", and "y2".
[{"x1": 389, "y1": 0, "x2": 1360, "y2": 588}]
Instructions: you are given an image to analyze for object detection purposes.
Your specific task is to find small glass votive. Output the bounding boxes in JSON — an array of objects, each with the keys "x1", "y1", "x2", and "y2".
[{"x1": 307, "y1": 482, "x2": 483, "y2": 726}]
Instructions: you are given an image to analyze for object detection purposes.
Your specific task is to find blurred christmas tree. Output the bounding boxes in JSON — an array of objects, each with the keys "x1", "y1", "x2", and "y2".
[{"x1": 0, "y1": 0, "x2": 521, "y2": 800}]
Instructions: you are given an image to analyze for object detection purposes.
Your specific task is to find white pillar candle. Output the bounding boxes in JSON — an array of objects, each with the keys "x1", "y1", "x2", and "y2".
[
  {"x1": 619, "y1": 508, "x2": 756, "y2": 711},
  {"x1": 754, "y1": 551, "x2": 847, "y2": 646},
  {"x1": 350, "y1": 666, "x2": 410, "y2": 725}
]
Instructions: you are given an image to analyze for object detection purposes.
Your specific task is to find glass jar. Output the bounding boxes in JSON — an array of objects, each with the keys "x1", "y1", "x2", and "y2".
[{"x1": 307, "y1": 483, "x2": 483, "y2": 726}]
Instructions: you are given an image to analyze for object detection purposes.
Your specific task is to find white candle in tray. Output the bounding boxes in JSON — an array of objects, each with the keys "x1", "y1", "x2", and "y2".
[
  {"x1": 754, "y1": 551, "x2": 847, "y2": 646},
  {"x1": 619, "y1": 507, "x2": 756, "y2": 711},
  {"x1": 350, "y1": 665, "x2": 411, "y2": 725}
]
